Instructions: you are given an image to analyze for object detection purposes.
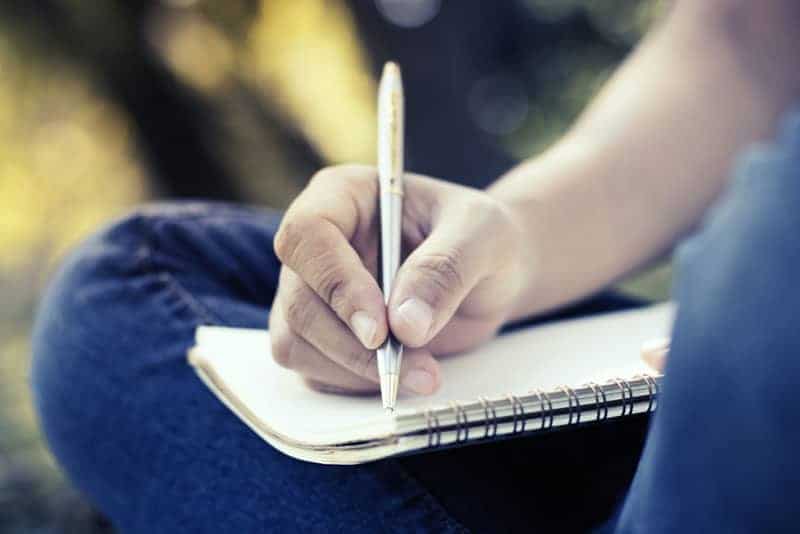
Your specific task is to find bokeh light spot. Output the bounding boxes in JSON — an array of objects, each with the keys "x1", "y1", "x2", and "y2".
[
  {"x1": 468, "y1": 74, "x2": 529, "y2": 136},
  {"x1": 375, "y1": 0, "x2": 441, "y2": 28}
]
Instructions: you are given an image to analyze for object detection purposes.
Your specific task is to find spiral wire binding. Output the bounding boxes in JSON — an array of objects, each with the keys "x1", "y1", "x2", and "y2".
[
  {"x1": 622, "y1": 378, "x2": 635, "y2": 416},
  {"x1": 640, "y1": 374, "x2": 659, "y2": 413},
  {"x1": 559, "y1": 385, "x2": 581, "y2": 425},
  {"x1": 586, "y1": 382, "x2": 608, "y2": 422},
  {"x1": 537, "y1": 390, "x2": 554, "y2": 430},
  {"x1": 508, "y1": 395, "x2": 526, "y2": 434},
  {"x1": 529, "y1": 390, "x2": 546, "y2": 430},
  {"x1": 424, "y1": 409, "x2": 441, "y2": 447},
  {"x1": 450, "y1": 401, "x2": 470, "y2": 443},
  {"x1": 477, "y1": 396, "x2": 498, "y2": 439},
  {"x1": 416, "y1": 376, "x2": 660, "y2": 448},
  {"x1": 612, "y1": 378, "x2": 631, "y2": 416}
]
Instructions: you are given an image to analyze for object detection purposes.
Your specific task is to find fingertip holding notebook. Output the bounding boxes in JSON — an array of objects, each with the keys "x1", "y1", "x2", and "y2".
[{"x1": 188, "y1": 303, "x2": 674, "y2": 465}]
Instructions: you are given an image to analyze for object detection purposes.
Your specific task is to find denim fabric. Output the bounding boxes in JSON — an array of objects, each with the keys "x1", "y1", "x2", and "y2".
[
  {"x1": 30, "y1": 200, "x2": 648, "y2": 533},
  {"x1": 30, "y1": 110, "x2": 800, "y2": 532},
  {"x1": 30, "y1": 204, "x2": 470, "y2": 533},
  {"x1": 610, "y1": 110, "x2": 800, "y2": 533}
]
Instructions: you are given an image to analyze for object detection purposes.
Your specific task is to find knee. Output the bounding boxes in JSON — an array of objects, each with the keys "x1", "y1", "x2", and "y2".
[
  {"x1": 30, "y1": 200, "x2": 278, "y2": 361},
  {"x1": 669, "y1": 109, "x2": 800, "y2": 388},
  {"x1": 674, "y1": 109, "x2": 800, "y2": 316},
  {"x1": 30, "y1": 203, "x2": 205, "y2": 374},
  {"x1": 30, "y1": 201, "x2": 284, "y2": 483},
  {"x1": 29, "y1": 203, "x2": 220, "y2": 492}
]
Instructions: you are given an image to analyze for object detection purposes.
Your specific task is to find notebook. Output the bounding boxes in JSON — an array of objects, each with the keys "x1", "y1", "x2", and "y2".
[{"x1": 187, "y1": 303, "x2": 673, "y2": 465}]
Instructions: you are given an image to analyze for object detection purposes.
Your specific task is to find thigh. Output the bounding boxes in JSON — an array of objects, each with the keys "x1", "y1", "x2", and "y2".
[
  {"x1": 615, "y1": 111, "x2": 800, "y2": 533},
  {"x1": 31, "y1": 203, "x2": 464, "y2": 533}
]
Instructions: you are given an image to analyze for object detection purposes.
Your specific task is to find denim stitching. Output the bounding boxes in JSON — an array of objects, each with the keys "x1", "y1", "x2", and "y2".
[{"x1": 137, "y1": 212, "x2": 229, "y2": 326}]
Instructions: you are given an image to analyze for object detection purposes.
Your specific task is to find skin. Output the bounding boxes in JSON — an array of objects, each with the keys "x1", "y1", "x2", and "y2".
[{"x1": 270, "y1": 0, "x2": 800, "y2": 395}]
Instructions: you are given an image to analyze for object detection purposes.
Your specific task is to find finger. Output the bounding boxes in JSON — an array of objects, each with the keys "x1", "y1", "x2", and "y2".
[
  {"x1": 270, "y1": 304, "x2": 378, "y2": 392},
  {"x1": 273, "y1": 165, "x2": 387, "y2": 349},
  {"x1": 397, "y1": 348, "x2": 441, "y2": 396},
  {"x1": 271, "y1": 297, "x2": 441, "y2": 395},
  {"x1": 387, "y1": 211, "x2": 493, "y2": 348},
  {"x1": 304, "y1": 349, "x2": 440, "y2": 396},
  {"x1": 277, "y1": 270, "x2": 441, "y2": 394},
  {"x1": 641, "y1": 337, "x2": 670, "y2": 372},
  {"x1": 277, "y1": 269, "x2": 379, "y2": 382}
]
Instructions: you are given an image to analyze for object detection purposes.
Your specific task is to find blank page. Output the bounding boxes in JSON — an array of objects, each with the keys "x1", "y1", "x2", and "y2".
[{"x1": 191, "y1": 303, "x2": 674, "y2": 446}]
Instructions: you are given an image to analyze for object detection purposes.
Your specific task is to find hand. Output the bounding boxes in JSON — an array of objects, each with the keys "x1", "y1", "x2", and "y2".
[
  {"x1": 641, "y1": 337, "x2": 669, "y2": 372},
  {"x1": 269, "y1": 165, "x2": 526, "y2": 396}
]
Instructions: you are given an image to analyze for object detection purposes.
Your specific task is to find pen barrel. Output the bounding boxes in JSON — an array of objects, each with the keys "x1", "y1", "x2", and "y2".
[
  {"x1": 378, "y1": 190, "x2": 403, "y2": 303},
  {"x1": 377, "y1": 61, "x2": 404, "y2": 304},
  {"x1": 377, "y1": 68, "x2": 404, "y2": 185},
  {"x1": 376, "y1": 61, "x2": 405, "y2": 400}
]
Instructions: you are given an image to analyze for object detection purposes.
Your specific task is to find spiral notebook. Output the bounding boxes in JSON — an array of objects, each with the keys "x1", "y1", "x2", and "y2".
[{"x1": 188, "y1": 303, "x2": 673, "y2": 465}]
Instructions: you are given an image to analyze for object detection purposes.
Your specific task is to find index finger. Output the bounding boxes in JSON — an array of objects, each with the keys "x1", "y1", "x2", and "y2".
[{"x1": 274, "y1": 165, "x2": 387, "y2": 349}]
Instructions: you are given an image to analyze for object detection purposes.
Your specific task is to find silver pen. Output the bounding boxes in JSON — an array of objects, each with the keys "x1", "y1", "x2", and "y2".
[{"x1": 376, "y1": 61, "x2": 404, "y2": 412}]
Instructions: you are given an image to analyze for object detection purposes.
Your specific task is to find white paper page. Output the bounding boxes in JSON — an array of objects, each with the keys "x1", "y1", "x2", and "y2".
[{"x1": 192, "y1": 303, "x2": 674, "y2": 446}]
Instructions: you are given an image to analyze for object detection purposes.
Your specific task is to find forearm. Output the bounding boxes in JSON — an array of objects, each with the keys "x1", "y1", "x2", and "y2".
[{"x1": 490, "y1": 0, "x2": 800, "y2": 319}]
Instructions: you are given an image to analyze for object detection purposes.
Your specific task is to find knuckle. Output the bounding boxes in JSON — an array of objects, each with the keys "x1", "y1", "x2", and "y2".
[
  {"x1": 461, "y1": 194, "x2": 488, "y2": 216},
  {"x1": 273, "y1": 217, "x2": 310, "y2": 265},
  {"x1": 284, "y1": 285, "x2": 317, "y2": 334},
  {"x1": 314, "y1": 231, "x2": 340, "y2": 252},
  {"x1": 311, "y1": 164, "x2": 376, "y2": 190},
  {"x1": 413, "y1": 250, "x2": 466, "y2": 300},
  {"x1": 315, "y1": 263, "x2": 350, "y2": 312},
  {"x1": 310, "y1": 166, "x2": 339, "y2": 184}
]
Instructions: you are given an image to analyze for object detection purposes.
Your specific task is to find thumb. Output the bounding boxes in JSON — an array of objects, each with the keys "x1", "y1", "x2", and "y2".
[{"x1": 388, "y1": 225, "x2": 488, "y2": 347}]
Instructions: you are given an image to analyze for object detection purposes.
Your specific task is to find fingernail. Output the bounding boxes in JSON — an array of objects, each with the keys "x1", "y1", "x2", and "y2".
[
  {"x1": 350, "y1": 311, "x2": 377, "y2": 347},
  {"x1": 396, "y1": 298, "x2": 433, "y2": 337},
  {"x1": 402, "y1": 368, "x2": 436, "y2": 395}
]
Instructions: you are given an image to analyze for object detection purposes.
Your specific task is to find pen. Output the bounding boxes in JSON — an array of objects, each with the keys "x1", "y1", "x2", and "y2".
[{"x1": 377, "y1": 61, "x2": 404, "y2": 412}]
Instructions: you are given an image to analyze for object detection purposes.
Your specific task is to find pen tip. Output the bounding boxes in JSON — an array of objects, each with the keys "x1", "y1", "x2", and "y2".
[{"x1": 380, "y1": 372, "x2": 399, "y2": 412}]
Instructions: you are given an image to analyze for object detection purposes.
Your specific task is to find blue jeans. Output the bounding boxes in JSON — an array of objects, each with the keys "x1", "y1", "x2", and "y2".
[{"x1": 31, "y1": 111, "x2": 800, "y2": 533}]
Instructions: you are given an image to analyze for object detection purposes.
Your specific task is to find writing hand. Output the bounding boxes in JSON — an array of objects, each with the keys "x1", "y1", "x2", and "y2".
[{"x1": 269, "y1": 165, "x2": 526, "y2": 396}]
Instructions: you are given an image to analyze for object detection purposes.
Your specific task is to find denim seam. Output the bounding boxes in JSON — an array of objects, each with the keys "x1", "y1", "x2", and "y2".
[
  {"x1": 159, "y1": 270, "x2": 222, "y2": 325},
  {"x1": 136, "y1": 202, "x2": 279, "y2": 225},
  {"x1": 135, "y1": 205, "x2": 281, "y2": 327},
  {"x1": 138, "y1": 214, "x2": 229, "y2": 327}
]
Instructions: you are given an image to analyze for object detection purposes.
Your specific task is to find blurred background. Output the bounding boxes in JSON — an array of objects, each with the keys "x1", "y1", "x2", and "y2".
[{"x1": 0, "y1": 0, "x2": 669, "y2": 531}]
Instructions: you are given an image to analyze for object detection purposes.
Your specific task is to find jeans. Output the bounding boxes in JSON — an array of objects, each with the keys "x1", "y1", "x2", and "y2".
[{"x1": 30, "y1": 110, "x2": 800, "y2": 533}]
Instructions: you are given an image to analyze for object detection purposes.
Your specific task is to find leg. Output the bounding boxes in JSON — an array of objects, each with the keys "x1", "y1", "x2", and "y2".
[
  {"x1": 32, "y1": 201, "x2": 647, "y2": 533},
  {"x1": 30, "y1": 202, "x2": 465, "y2": 533},
  {"x1": 615, "y1": 110, "x2": 800, "y2": 532}
]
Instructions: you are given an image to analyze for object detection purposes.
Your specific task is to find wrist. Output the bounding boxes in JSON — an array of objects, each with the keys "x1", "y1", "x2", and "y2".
[
  {"x1": 486, "y1": 177, "x2": 543, "y2": 322},
  {"x1": 485, "y1": 140, "x2": 608, "y2": 321}
]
